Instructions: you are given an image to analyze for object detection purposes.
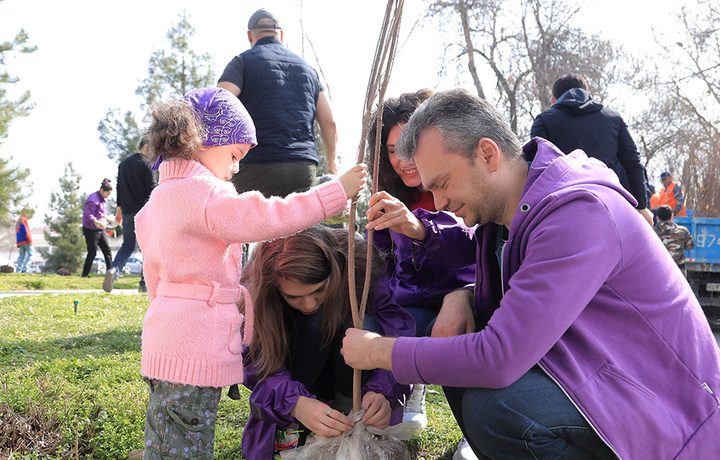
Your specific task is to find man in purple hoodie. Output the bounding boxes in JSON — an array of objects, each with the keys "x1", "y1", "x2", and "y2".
[{"x1": 342, "y1": 89, "x2": 720, "y2": 459}]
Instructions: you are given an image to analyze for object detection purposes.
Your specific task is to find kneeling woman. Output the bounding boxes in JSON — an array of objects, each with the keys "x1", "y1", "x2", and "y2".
[{"x1": 240, "y1": 225, "x2": 415, "y2": 460}]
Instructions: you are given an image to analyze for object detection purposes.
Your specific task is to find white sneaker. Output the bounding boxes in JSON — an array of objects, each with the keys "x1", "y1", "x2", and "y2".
[
  {"x1": 402, "y1": 384, "x2": 427, "y2": 428},
  {"x1": 453, "y1": 437, "x2": 479, "y2": 460},
  {"x1": 103, "y1": 267, "x2": 117, "y2": 293}
]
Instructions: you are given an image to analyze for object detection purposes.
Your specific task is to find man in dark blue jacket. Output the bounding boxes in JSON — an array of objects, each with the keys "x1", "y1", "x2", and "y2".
[
  {"x1": 218, "y1": 8, "x2": 338, "y2": 198},
  {"x1": 531, "y1": 74, "x2": 653, "y2": 225}
]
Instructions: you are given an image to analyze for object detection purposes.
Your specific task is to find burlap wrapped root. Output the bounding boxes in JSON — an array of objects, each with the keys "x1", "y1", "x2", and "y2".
[{"x1": 281, "y1": 409, "x2": 420, "y2": 460}]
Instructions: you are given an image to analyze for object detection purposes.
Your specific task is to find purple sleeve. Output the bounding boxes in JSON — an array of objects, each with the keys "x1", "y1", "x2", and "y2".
[
  {"x1": 243, "y1": 346, "x2": 314, "y2": 425},
  {"x1": 391, "y1": 199, "x2": 622, "y2": 388},
  {"x1": 82, "y1": 193, "x2": 105, "y2": 228},
  {"x1": 411, "y1": 208, "x2": 477, "y2": 270}
]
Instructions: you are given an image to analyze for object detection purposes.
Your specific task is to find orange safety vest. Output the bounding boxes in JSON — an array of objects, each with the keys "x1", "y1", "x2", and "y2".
[
  {"x1": 660, "y1": 181, "x2": 687, "y2": 216},
  {"x1": 649, "y1": 192, "x2": 661, "y2": 209}
]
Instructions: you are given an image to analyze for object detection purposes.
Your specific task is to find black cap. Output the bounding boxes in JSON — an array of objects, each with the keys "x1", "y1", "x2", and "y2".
[{"x1": 248, "y1": 8, "x2": 281, "y2": 29}]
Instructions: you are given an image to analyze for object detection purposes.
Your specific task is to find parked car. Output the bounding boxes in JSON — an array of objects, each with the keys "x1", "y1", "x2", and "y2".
[
  {"x1": 122, "y1": 257, "x2": 144, "y2": 275},
  {"x1": 91, "y1": 257, "x2": 107, "y2": 274}
]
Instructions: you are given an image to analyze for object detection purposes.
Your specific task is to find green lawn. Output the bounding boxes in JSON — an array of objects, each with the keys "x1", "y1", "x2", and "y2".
[{"x1": 0, "y1": 277, "x2": 462, "y2": 459}]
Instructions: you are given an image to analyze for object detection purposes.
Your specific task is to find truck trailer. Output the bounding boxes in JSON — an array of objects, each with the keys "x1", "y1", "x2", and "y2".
[{"x1": 674, "y1": 217, "x2": 720, "y2": 329}]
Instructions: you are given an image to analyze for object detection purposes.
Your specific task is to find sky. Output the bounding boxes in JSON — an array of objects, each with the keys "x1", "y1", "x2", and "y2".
[{"x1": 0, "y1": 0, "x2": 679, "y2": 228}]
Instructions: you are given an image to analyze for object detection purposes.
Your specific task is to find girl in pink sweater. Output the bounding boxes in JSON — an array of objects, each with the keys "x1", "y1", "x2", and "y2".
[{"x1": 135, "y1": 87, "x2": 366, "y2": 458}]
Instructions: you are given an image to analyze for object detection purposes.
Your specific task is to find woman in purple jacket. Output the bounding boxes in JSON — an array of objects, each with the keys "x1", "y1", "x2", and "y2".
[
  {"x1": 240, "y1": 225, "x2": 414, "y2": 460},
  {"x1": 365, "y1": 90, "x2": 477, "y2": 452},
  {"x1": 80, "y1": 178, "x2": 113, "y2": 277}
]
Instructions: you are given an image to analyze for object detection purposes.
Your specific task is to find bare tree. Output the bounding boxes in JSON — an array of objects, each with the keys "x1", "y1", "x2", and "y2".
[
  {"x1": 423, "y1": 0, "x2": 622, "y2": 137},
  {"x1": 632, "y1": 0, "x2": 720, "y2": 216}
]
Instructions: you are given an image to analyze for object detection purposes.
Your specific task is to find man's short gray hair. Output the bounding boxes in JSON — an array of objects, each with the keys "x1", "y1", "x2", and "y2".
[{"x1": 395, "y1": 88, "x2": 523, "y2": 163}]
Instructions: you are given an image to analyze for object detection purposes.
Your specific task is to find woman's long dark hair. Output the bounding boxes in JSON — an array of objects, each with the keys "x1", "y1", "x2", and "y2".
[
  {"x1": 241, "y1": 225, "x2": 385, "y2": 381},
  {"x1": 366, "y1": 89, "x2": 434, "y2": 206}
]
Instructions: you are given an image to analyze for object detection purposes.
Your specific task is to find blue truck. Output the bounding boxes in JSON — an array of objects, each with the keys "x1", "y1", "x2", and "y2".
[{"x1": 674, "y1": 217, "x2": 720, "y2": 329}]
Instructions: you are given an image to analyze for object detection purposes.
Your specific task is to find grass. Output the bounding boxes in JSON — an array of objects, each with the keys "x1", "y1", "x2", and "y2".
[
  {"x1": 0, "y1": 273, "x2": 141, "y2": 292},
  {"x1": 0, "y1": 279, "x2": 462, "y2": 459}
]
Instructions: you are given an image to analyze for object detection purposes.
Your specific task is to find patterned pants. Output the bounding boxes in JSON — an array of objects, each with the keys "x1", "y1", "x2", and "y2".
[{"x1": 143, "y1": 378, "x2": 222, "y2": 459}]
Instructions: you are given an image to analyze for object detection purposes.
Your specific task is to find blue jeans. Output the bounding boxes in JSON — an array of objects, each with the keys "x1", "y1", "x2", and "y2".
[
  {"x1": 405, "y1": 306, "x2": 437, "y2": 337},
  {"x1": 444, "y1": 366, "x2": 616, "y2": 460},
  {"x1": 16, "y1": 244, "x2": 33, "y2": 272},
  {"x1": 111, "y1": 212, "x2": 137, "y2": 271}
]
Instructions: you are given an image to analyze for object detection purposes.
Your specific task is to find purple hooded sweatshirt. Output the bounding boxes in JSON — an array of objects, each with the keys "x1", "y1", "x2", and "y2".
[
  {"x1": 391, "y1": 138, "x2": 720, "y2": 459},
  {"x1": 373, "y1": 208, "x2": 476, "y2": 311},
  {"x1": 241, "y1": 274, "x2": 414, "y2": 460}
]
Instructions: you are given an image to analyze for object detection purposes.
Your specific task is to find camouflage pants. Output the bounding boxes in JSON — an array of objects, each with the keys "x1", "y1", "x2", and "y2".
[{"x1": 143, "y1": 378, "x2": 222, "y2": 459}]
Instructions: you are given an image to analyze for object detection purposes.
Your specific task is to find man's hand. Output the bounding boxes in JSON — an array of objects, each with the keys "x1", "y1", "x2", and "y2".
[
  {"x1": 290, "y1": 396, "x2": 353, "y2": 438},
  {"x1": 341, "y1": 328, "x2": 395, "y2": 371},
  {"x1": 431, "y1": 289, "x2": 476, "y2": 338}
]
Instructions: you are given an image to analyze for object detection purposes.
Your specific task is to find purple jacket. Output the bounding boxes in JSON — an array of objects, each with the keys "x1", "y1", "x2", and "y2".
[
  {"x1": 242, "y1": 275, "x2": 414, "y2": 460},
  {"x1": 82, "y1": 191, "x2": 107, "y2": 230},
  {"x1": 392, "y1": 138, "x2": 720, "y2": 459},
  {"x1": 373, "y1": 209, "x2": 476, "y2": 310}
]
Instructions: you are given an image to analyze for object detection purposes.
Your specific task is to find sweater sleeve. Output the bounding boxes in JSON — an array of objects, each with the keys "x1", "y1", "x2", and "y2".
[
  {"x1": 244, "y1": 353, "x2": 315, "y2": 426},
  {"x1": 411, "y1": 209, "x2": 477, "y2": 270},
  {"x1": 530, "y1": 115, "x2": 548, "y2": 140},
  {"x1": 391, "y1": 195, "x2": 622, "y2": 388},
  {"x1": 205, "y1": 179, "x2": 348, "y2": 244},
  {"x1": 616, "y1": 124, "x2": 648, "y2": 209}
]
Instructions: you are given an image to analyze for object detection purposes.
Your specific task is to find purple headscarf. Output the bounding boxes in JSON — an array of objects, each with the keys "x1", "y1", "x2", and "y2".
[{"x1": 183, "y1": 87, "x2": 257, "y2": 148}]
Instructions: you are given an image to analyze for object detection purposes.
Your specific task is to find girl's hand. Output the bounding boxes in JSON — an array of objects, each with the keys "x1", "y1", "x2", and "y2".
[
  {"x1": 361, "y1": 391, "x2": 391, "y2": 429},
  {"x1": 290, "y1": 396, "x2": 354, "y2": 437},
  {"x1": 365, "y1": 191, "x2": 426, "y2": 240},
  {"x1": 338, "y1": 164, "x2": 368, "y2": 199}
]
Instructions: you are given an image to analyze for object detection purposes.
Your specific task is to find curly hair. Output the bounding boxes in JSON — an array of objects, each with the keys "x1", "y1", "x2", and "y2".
[
  {"x1": 366, "y1": 89, "x2": 434, "y2": 206},
  {"x1": 241, "y1": 225, "x2": 385, "y2": 381},
  {"x1": 144, "y1": 100, "x2": 207, "y2": 163}
]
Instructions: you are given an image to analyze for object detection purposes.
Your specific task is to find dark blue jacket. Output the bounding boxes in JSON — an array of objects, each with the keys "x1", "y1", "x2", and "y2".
[
  {"x1": 218, "y1": 36, "x2": 321, "y2": 164},
  {"x1": 530, "y1": 88, "x2": 648, "y2": 208}
]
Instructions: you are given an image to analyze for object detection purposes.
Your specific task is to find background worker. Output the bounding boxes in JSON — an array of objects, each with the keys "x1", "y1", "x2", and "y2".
[{"x1": 218, "y1": 8, "x2": 338, "y2": 198}]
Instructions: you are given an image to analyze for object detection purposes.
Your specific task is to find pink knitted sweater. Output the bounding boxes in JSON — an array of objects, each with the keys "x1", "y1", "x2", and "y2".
[{"x1": 135, "y1": 158, "x2": 348, "y2": 388}]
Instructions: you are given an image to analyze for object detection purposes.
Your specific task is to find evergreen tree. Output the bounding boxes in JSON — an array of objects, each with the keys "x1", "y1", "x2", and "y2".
[
  {"x1": 42, "y1": 163, "x2": 85, "y2": 273},
  {"x1": 0, "y1": 1, "x2": 36, "y2": 225},
  {"x1": 0, "y1": 156, "x2": 31, "y2": 226},
  {"x1": 98, "y1": 12, "x2": 216, "y2": 163}
]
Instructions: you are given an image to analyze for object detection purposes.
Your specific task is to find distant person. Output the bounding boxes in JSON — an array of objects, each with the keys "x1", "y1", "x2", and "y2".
[
  {"x1": 659, "y1": 171, "x2": 688, "y2": 217},
  {"x1": 217, "y1": 8, "x2": 337, "y2": 198},
  {"x1": 342, "y1": 89, "x2": 720, "y2": 460},
  {"x1": 531, "y1": 73, "x2": 654, "y2": 226},
  {"x1": 80, "y1": 179, "x2": 113, "y2": 278},
  {"x1": 15, "y1": 209, "x2": 33, "y2": 273},
  {"x1": 649, "y1": 183, "x2": 661, "y2": 209},
  {"x1": 239, "y1": 225, "x2": 413, "y2": 460},
  {"x1": 654, "y1": 205, "x2": 694, "y2": 268},
  {"x1": 134, "y1": 87, "x2": 366, "y2": 459},
  {"x1": 103, "y1": 137, "x2": 157, "y2": 293},
  {"x1": 364, "y1": 89, "x2": 477, "y2": 458}
]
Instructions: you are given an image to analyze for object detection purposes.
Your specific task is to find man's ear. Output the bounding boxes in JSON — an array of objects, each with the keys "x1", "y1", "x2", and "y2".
[
  {"x1": 247, "y1": 30, "x2": 254, "y2": 45},
  {"x1": 476, "y1": 138, "x2": 501, "y2": 172},
  {"x1": 280, "y1": 30, "x2": 284, "y2": 42}
]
